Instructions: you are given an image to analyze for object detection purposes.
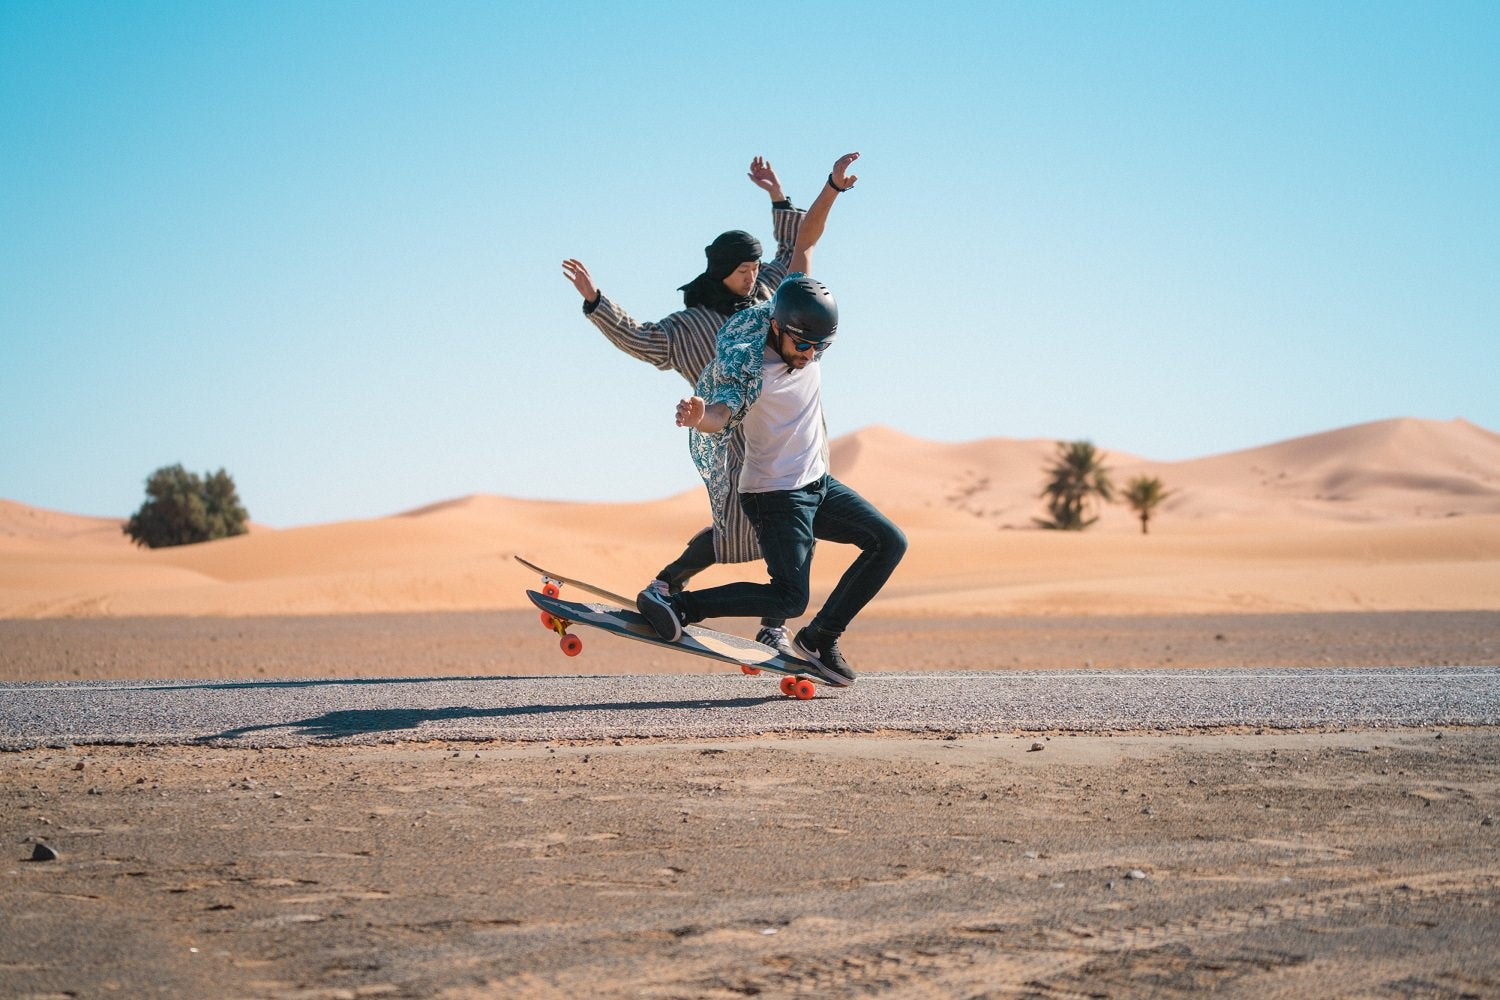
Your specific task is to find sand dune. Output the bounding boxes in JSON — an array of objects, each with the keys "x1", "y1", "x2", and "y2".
[
  {"x1": 3, "y1": 417, "x2": 1497, "y2": 619},
  {"x1": 0, "y1": 499, "x2": 124, "y2": 549},
  {"x1": 841, "y1": 417, "x2": 1500, "y2": 529}
]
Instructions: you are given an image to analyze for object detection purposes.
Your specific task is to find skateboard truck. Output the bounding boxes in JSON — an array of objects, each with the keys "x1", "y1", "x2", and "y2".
[
  {"x1": 535, "y1": 575, "x2": 584, "y2": 656},
  {"x1": 540, "y1": 609, "x2": 584, "y2": 657}
]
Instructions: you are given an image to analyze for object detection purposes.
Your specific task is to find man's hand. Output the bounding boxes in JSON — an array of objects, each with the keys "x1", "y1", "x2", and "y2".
[
  {"x1": 748, "y1": 156, "x2": 786, "y2": 202},
  {"x1": 676, "y1": 397, "x2": 731, "y2": 433},
  {"x1": 675, "y1": 396, "x2": 707, "y2": 429},
  {"x1": 561, "y1": 259, "x2": 598, "y2": 301},
  {"x1": 790, "y1": 151, "x2": 861, "y2": 275},
  {"x1": 830, "y1": 151, "x2": 859, "y2": 191}
]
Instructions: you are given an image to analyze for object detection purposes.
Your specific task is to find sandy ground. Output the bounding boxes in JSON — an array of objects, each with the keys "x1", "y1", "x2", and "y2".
[
  {"x1": 4, "y1": 730, "x2": 1498, "y2": 999},
  {"x1": 3, "y1": 609, "x2": 1498, "y2": 683}
]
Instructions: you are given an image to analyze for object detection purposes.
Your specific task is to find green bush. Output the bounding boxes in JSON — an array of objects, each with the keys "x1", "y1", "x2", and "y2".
[{"x1": 124, "y1": 464, "x2": 250, "y2": 548}]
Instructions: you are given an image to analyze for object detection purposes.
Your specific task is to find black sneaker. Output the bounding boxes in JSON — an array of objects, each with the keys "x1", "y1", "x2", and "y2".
[
  {"x1": 636, "y1": 584, "x2": 685, "y2": 642},
  {"x1": 793, "y1": 627, "x2": 856, "y2": 687}
]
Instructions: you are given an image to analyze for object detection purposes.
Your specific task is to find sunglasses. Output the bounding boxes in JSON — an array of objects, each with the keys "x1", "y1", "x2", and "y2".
[{"x1": 785, "y1": 332, "x2": 835, "y2": 354}]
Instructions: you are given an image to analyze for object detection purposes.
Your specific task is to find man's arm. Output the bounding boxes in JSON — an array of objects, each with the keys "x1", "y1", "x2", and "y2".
[
  {"x1": 676, "y1": 395, "x2": 731, "y2": 433},
  {"x1": 562, "y1": 258, "x2": 679, "y2": 371},
  {"x1": 790, "y1": 151, "x2": 859, "y2": 275}
]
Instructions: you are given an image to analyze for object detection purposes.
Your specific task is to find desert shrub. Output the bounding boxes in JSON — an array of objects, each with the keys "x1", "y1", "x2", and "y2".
[{"x1": 124, "y1": 464, "x2": 249, "y2": 548}]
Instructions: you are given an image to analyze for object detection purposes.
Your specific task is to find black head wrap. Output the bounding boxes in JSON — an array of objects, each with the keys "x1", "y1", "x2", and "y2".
[{"x1": 679, "y1": 230, "x2": 763, "y2": 316}]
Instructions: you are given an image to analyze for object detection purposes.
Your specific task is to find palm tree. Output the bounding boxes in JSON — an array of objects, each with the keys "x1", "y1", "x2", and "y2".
[
  {"x1": 1123, "y1": 475, "x2": 1172, "y2": 534},
  {"x1": 1036, "y1": 440, "x2": 1114, "y2": 530}
]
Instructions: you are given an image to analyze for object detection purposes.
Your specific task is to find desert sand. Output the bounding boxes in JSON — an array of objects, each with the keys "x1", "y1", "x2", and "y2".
[
  {"x1": 4, "y1": 417, "x2": 1500, "y2": 998},
  {"x1": 3, "y1": 416, "x2": 1499, "y2": 624}
]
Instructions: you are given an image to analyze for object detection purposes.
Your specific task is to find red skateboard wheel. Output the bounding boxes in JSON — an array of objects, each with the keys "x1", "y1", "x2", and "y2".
[
  {"x1": 793, "y1": 679, "x2": 816, "y2": 700},
  {"x1": 742, "y1": 665, "x2": 761, "y2": 675},
  {"x1": 560, "y1": 633, "x2": 583, "y2": 656},
  {"x1": 779, "y1": 675, "x2": 798, "y2": 697}
]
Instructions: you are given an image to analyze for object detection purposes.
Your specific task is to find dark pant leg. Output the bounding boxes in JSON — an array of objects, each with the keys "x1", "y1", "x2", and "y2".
[
  {"x1": 657, "y1": 527, "x2": 716, "y2": 592},
  {"x1": 806, "y1": 476, "x2": 907, "y2": 638},
  {"x1": 676, "y1": 483, "x2": 820, "y2": 624},
  {"x1": 659, "y1": 527, "x2": 785, "y2": 627}
]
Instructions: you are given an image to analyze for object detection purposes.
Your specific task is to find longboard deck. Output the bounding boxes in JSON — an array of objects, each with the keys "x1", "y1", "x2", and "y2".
[
  {"x1": 514, "y1": 555, "x2": 635, "y2": 607},
  {"x1": 526, "y1": 589, "x2": 823, "y2": 683}
]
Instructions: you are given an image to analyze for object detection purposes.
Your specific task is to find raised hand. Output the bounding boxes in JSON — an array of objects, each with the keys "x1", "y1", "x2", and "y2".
[
  {"x1": 561, "y1": 259, "x2": 598, "y2": 301},
  {"x1": 830, "y1": 151, "x2": 860, "y2": 192},
  {"x1": 748, "y1": 156, "x2": 786, "y2": 201}
]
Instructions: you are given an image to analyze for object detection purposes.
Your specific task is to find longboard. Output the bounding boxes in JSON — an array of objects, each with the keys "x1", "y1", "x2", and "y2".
[
  {"x1": 513, "y1": 555, "x2": 635, "y2": 607},
  {"x1": 525, "y1": 589, "x2": 825, "y2": 700}
]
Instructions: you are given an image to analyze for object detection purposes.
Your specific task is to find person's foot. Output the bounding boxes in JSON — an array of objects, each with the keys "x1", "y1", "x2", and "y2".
[
  {"x1": 793, "y1": 627, "x2": 856, "y2": 687},
  {"x1": 755, "y1": 625, "x2": 798, "y2": 660},
  {"x1": 637, "y1": 582, "x2": 685, "y2": 642}
]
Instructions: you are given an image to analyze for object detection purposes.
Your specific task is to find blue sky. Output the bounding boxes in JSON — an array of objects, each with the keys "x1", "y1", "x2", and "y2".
[{"x1": 3, "y1": 1, "x2": 1496, "y2": 527}]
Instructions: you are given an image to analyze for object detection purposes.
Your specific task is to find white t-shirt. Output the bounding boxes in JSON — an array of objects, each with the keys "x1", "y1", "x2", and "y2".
[{"x1": 737, "y1": 345, "x2": 828, "y2": 493}]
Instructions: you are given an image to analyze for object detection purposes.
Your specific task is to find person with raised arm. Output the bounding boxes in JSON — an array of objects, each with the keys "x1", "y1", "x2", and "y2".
[
  {"x1": 637, "y1": 152, "x2": 906, "y2": 686},
  {"x1": 561, "y1": 157, "x2": 803, "y2": 655}
]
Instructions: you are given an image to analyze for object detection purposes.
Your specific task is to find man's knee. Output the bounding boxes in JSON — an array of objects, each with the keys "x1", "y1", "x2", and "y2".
[
  {"x1": 767, "y1": 578, "x2": 810, "y2": 619},
  {"x1": 890, "y1": 524, "x2": 908, "y2": 558},
  {"x1": 872, "y1": 521, "x2": 908, "y2": 563}
]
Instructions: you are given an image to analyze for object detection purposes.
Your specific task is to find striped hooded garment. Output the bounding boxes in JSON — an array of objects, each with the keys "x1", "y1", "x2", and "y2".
[{"x1": 581, "y1": 203, "x2": 804, "y2": 562}]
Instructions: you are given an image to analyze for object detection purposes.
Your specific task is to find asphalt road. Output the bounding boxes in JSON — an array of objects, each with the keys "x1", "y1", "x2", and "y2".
[{"x1": 3, "y1": 667, "x2": 1498, "y2": 749}]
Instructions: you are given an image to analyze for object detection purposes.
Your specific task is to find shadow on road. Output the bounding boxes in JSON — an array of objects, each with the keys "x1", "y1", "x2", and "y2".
[
  {"x1": 204, "y1": 695, "x2": 780, "y2": 743},
  {"x1": 133, "y1": 674, "x2": 563, "y2": 693}
]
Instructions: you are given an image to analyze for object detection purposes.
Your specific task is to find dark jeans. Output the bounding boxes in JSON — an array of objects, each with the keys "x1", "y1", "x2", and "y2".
[
  {"x1": 658, "y1": 527, "x2": 784, "y2": 629},
  {"x1": 658, "y1": 527, "x2": 716, "y2": 592},
  {"x1": 677, "y1": 475, "x2": 906, "y2": 639}
]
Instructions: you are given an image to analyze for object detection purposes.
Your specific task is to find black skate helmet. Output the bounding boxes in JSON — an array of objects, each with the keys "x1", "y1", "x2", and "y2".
[{"x1": 771, "y1": 276, "x2": 838, "y2": 343}]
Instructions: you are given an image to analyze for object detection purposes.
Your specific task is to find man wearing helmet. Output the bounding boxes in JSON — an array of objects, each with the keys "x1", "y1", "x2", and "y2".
[
  {"x1": 562, "y1": 157, "x2": 803, "y2": 656},
  {"x1": 638, "y1": 152, "x2": 907, "y2": 687}
]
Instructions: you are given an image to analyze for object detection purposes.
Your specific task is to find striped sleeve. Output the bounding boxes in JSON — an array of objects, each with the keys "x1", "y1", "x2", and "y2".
[
  {"x1": 759, "y1": 204, "x2": 805, "y2": 290},
  {"x1": 585, "y1": 293, "x2": 678, "y2": 372},
  {"x1": 586, "y1": 295, "x2": 733, "y2": 387}
]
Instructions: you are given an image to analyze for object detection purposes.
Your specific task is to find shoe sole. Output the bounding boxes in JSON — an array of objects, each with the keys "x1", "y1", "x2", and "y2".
[
  {"x1": 792, "y1": 637, "x2": 855, "y2": 687},
  {"x1": 637, "y1": 591, "x2": 683, "y2": 643}
]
